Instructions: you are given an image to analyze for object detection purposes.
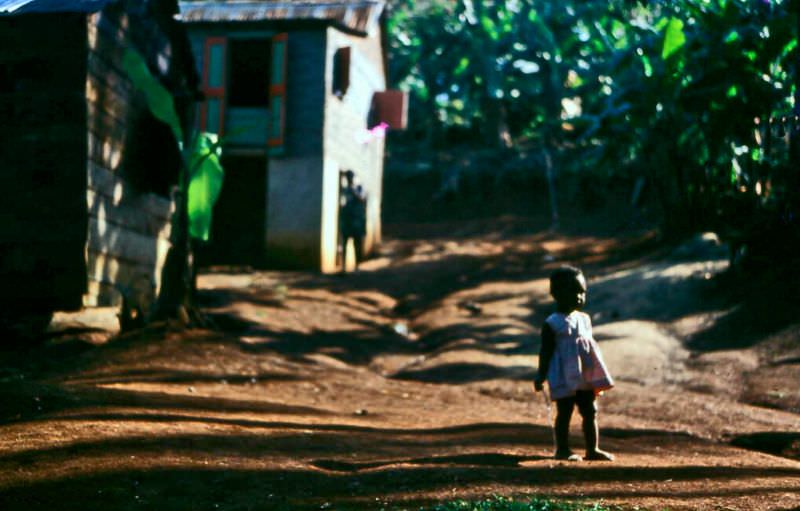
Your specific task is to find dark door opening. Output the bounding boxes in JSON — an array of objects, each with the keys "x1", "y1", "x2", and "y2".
[
  {"x1": 198, "y1": 155, "x2": 268, "y2": 267},
  {"x1": 228, "y1": 39, "x2": 271, "y2": 107}
]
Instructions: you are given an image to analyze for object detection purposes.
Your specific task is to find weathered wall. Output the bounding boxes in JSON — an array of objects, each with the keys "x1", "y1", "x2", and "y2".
[
  {"x1": 84, "y1": 5, "x2": 176, "y2": 308},
  {"x1": 266, "y1": 156, "x2": 325, "y2": 268},
  {"x1": 283, "y1": 30, "x2": 326, "y2": 158},
  {"x1": 184, "y1": 23, "x2": 385, "y2": 272},
  {"x1": 266, "y1": 29, "x2": 327, "y2": 269},
  {"x1": 185, "y1": 26, "x2": 328, "y2": 269},
  {"x1": 319, "y1": 156, "x2": 341, "y2": 272},
  {"x1": 0, "y1": 14, "x2": 88, "y2": 313},
  {"x1": 322, "y1": 26, "x2": 386, "y2": 271}
]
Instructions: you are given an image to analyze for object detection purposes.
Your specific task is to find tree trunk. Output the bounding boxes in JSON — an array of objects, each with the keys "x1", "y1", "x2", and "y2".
[
  {"x1": 482, "y1": 97, "x2": 512, "y2": 149},
  {"x1": 543, "y1": 145, "x2": 559, "y2": 229},
  {"x1": 152, "y1": 171, "x2": 192, "y2": 322}
]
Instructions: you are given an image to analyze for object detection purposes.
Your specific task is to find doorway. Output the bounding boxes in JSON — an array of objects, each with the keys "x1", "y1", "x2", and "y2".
[{"x1": 198, "y1": 155, "x2": 268, "y2": 267}]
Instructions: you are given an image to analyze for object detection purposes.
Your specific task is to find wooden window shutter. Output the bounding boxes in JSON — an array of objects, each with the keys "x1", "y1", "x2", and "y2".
[
  {"x1": 201, "y1": 36, "x2": 227, "y2": 136},
  {"x1": 372, "y1": 90, "x2": 408, "y2": 130},
  {"x1": 268, "y1": 32, "x2": 288, "y2": 154}
]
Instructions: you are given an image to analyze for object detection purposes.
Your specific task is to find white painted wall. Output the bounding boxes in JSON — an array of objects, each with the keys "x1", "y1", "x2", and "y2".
[
  {"x1": 322, "y1": 26, "x2": 386, "y2": 271},
  {"x1": 266, "y1": 155, "x2": 324, "y2": 268}
]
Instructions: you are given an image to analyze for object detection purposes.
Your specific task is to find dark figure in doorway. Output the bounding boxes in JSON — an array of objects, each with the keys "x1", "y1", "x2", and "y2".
[{"x1": 340, "y1": 170, "x2": 367, "y2": 271}]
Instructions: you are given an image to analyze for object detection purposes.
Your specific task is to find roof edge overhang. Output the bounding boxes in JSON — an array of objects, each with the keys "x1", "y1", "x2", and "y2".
[
  {"x1": 0, "y1": 0, "x2": 118, "y2": 15},
  {"x1": 177, "y1": 1, "x2": 385, "y2": 37}
]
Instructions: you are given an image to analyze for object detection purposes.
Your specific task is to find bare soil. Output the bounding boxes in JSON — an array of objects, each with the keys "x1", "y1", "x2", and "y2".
[{"x1": 1, "y1": 217, "x2": 799, "y2": 511}]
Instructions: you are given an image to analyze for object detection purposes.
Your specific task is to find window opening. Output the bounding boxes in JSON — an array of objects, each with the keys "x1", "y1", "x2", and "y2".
[{"x1": 228, "y1": 39, "x2": 271, "y2": 107}]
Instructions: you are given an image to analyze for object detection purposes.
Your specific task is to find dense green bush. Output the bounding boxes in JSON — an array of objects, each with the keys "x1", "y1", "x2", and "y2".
[{"x1": 387, "y1": 0, "x2": 800, "y2": 262}]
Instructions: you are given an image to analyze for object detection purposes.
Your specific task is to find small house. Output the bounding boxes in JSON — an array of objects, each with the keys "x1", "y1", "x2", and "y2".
[
  {"x1": 179, "y1": 0, "x2": 406, "y2": 272},
  {"x1": 0, "y1": 0, "x2": 198, "y2": 322}
]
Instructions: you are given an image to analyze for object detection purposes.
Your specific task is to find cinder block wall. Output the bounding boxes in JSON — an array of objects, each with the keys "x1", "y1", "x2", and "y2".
[{"x1": 266, "y1": 30, "x2": 327, "y2": 269}]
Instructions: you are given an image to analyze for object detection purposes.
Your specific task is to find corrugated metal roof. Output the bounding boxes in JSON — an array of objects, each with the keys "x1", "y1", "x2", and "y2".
[
  {"x1": 178, "y1": 1, "x2": 385, "y2": 36},
  {"x1": 0, "y1": 0, "x2": 116, "y2": 14}
]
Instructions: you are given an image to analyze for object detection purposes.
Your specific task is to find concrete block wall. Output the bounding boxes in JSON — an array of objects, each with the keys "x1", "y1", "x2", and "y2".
[{"x1": 266, "y1": 30, "x2": 327, "y2": 269}]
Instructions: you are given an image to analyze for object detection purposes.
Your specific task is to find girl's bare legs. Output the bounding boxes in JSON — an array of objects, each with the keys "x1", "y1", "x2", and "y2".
[
  {"x1": 577, "y1": 391, "x2": 614, "y2": 461},
  {"x1": 554, "y1": 398, "x2": 582, "y2": 461}
]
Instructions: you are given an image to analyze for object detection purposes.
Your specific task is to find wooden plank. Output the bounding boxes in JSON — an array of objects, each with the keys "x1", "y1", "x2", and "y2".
[
  {"x1": 85, "y1": 76, "x2": 132, "y2": 130},
  {"x1": 86, "y1": 216, "x2": 172, "y2": 267},
  {"x1": 88, "y1": 28, "x2": 178, "y2": 103},
  {"x1": 87, "y1": 103, "x2": 128, "y2": 145},
  {"x1": 86, "y1": 58, "x2": 134, "y2": 104},
  {"x1": 86, "y1": 116, "x2": 128, "y2": 152},
  {"x1": 1, "y1": 275, "x2": 85, "y2": 311},
  {"x1": 87, "y1": 131, "x2": 126, "y2": 172},
  {"x1": 84, "y1": 278, "x2": 154, "y2": 308},
  {"x1": 86, "y1": 250, "x2": 159, "y2": 291},
  {"x1": 0, "y1": 90, "x2": 84, "y2": 104},
  {"x1": 87, "y1": 101, "x2": 126, "y2": 136},
  {"x1": 89, "y1": 11, "x2": 174, "y2": 90},
  {"x1": 0, "y1": 15, "x2": 85, "y2": 52},
  {"x1": 83, "y1": 281, "x2": 121, "y2": 307},
  {"x1": 87, "y1": 162, "x2": 175, "y2": 221},
  {"x1": 0, "y1": 92, "x2": 84, "y2": 121},
  {"x1": 0, "y1": 159, "x2": 85, "y2": 188},
  {"x1": 86, "y1": 112, "x2": 130, "y2": 159},
  {"x1": 87, "y1": 52, "x2": 135, "y2": 100},
  {"x1": 88, "y1": 190, "x2": 173, "y2": 239},
  {"x1": 0, "y1": 241, "x2": 85, "y2": 274},
  {"x1": 0, "y1": 182, "x2": 84, "y2": 202},
  {"x1": 0, "y1": 52, "x2": 85, "y2": 87},
  {"x1": 0, "y1": 217, "x2": 86, "y2": 243},
  {"x1": 87, "y1": 118, "x2": 129, "y2": 153},
  {"x1": 0, "y1": 123, "x2": 84, "y2": 142},
  {"x1": 0, "y1": 149, "x2": 86, "y2": 183},
  {"x1": 84, "y1": 253, "x2": 165, "y2": 309},
  {"x1": 0, "y1": 45, "x2": 83, "y2": 61},
  {"x1": 0, "y1": 237, "x2": 87, "y2": 311},
  {"x1": 93, "y1": 8, "x2": 160, "y2": 57},
  {"x1": 1, "y1": 136, "x2": 85, "y2": 161},
  {"x1": 89, "y1": 11, "x2": 129, "y2": 54},
  {"x1": 86, "y1": 114, "x2": 127, "y2": 146},
  {"x1": 86, "y1": 75, "x2": 133, "y2": 128}
]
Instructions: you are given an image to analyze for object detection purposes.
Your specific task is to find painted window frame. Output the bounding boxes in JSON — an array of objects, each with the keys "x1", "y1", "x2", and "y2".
[
  {"x1": 267, "y1": 32, "x2": 288, "y2": 153},
  {"x1": 200, "y1": 36, "x2": 227, "y2": 136}
]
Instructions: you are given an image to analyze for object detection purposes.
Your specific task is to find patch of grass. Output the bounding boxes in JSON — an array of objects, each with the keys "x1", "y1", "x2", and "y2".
[{"x1": 418, "y1": 495, "x2": 625, "y2": 511}]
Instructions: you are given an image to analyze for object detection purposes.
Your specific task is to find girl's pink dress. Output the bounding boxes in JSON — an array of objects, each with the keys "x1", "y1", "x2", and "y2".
[{"x1": 545, "y1": 311, "x2": 614, "y2": 400}]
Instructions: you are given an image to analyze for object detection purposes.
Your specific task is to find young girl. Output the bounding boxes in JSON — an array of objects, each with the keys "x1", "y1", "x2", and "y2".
[{"x1": 534, "y1": 265, "x2": 615, "y2": 461}]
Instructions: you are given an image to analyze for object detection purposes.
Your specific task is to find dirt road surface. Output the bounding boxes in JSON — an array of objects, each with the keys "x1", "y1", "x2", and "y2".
[{"x1": 1, "y1": 219, "x2": 799, "y2": 510}]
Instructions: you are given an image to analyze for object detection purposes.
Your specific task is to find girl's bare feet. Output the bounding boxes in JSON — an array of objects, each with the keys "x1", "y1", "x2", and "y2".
[
  {"x1": 554, "y1": 450, "x2": 583, "y2": 461},
  {"x1": 585, "y1": 449, "x2": 614, "y2": 461}
]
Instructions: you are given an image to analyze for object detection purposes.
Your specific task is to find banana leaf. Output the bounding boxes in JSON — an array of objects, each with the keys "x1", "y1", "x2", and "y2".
[
  {"x1": 122, "y1": 48, "x2": 184, "y2": 144},
  {"x1": 187, "y1": 133, "x2": 224, "y2": 242}
]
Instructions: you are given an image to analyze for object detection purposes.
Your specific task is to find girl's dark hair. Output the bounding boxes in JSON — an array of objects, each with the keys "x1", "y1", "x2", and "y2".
[{"x1": 549, "y1": 265, "x2": 584, "y2": 295}]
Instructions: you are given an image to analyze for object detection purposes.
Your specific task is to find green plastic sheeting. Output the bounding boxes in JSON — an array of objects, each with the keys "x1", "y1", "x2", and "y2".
[{"x1": 187, "y1": 133, "x2": 224, "y2": 242}]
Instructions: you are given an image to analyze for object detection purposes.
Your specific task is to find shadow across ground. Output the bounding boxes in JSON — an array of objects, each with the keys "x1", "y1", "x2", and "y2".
[
  {"x1": 731, "y1": 432, "x2": 800, "y2": 461},
  {"x1": 1, "y1": 462, "x2": 797, "y2": 511}
]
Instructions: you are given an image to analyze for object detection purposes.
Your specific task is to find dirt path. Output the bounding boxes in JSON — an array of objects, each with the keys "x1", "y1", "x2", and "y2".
[{"x1": 1, "y1": 220, "x2": 799, "y2": 510}]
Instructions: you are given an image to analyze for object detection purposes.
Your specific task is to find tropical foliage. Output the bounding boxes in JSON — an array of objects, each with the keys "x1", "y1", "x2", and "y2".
[
  {"x1": 388, "y1": 0, "x2": 800, "y2": 253},
  {"x1": 123, "y1": 48, "x2": 225, "y2": 321},
  {"x1": 122, "y1": 48, "x2": 224, "y2": 243}
]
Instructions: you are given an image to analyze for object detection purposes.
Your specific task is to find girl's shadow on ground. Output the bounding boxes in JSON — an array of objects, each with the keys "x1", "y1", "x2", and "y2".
[{"x1": 311, "y1": 452, "x2": 550, "y2": 472}]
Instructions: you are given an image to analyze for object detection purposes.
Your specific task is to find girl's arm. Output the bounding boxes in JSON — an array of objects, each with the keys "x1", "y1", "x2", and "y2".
[{"x1": 534, "y1": 322, "x2": 555, "y2": 390}]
